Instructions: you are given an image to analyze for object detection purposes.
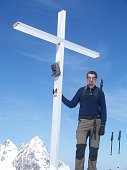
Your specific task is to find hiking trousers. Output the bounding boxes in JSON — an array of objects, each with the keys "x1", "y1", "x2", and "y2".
[{"x1": 75, "y1": 118, "x2": 101, "y2": 170}]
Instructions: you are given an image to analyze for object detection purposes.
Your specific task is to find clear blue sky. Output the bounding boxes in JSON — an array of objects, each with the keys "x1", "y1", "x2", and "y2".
[{"x1": 0, "y1": 0, "x2": 127, "y2": 169}]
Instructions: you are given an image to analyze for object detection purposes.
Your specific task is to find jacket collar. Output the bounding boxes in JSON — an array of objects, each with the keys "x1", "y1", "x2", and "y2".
[{"x1": 86, "y1": 85, "x2": 97, "y2": 90}]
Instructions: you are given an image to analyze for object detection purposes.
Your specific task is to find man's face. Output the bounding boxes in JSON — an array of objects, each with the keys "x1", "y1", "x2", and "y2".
[{"x1": 87, "y1": 73, "x2": 97, "y2": 87}]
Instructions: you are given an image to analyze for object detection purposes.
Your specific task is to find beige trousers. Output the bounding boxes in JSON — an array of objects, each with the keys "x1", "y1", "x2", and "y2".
[{"x1": 75, "y1": 118, "x2": 101, "y2": 170}]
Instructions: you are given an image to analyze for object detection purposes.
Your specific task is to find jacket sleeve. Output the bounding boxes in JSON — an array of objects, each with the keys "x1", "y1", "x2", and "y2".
[
  {"x1": 62, "y1": 88, "x2": 82, "y2": 108},
  {"x1": 99, "y1": 90, "x2": 107, "y2": 126}
]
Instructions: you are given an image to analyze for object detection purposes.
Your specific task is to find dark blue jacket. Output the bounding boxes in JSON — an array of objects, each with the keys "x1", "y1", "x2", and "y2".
[{"x1": 62, "y1": 85, "x2": 107, "y2": 126}]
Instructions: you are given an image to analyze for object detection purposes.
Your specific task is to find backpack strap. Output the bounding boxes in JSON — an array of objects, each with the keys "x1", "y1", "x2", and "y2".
[
  {"x1": 94, "y1": 87, "x2": 99, "y2": 100},
  {"x1": 81, "y1": 86, "x2": 87, "y2": 98}
]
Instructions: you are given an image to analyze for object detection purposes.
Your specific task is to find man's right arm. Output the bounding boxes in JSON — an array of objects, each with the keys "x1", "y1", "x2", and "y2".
[{"x1": 62, "y1": 88, "x2": 82, "y2": 108}]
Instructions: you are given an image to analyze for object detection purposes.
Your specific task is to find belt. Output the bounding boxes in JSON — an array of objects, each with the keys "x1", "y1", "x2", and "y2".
[{"x1": 78, "y1": 115, "x2": 101, "y2": 120}]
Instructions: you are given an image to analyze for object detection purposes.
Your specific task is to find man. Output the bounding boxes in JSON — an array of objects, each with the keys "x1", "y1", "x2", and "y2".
[{"x1": 62, "y1": 71, "x2": 107, "y2": 170}]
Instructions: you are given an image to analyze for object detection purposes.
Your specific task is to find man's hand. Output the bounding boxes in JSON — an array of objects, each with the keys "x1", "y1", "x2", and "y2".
[{"x1": 98, "y1": 125, "x2": 105, "y2": 136}]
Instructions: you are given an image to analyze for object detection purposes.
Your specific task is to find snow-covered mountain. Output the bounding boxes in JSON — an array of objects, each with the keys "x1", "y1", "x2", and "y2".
[
  {"x1": 13, "y1": 136, "x2": 50, "y2": 170},
  {"x1": 0, "y1": 139, "x2": 18, "y2": 170},
  {"x1": 0, "y1": 136, "x2": 70, "y2": 170}
]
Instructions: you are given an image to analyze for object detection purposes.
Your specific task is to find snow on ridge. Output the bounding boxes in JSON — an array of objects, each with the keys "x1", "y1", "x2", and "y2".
[
  {"x1": 0, "y1": 139, "x2": 18, "y2": 170},
  {"x1": 0, "y1": 139, "x2": 18, "y2": 162},
  {"x1": 58, "y1": 160, "x2": 70, "y2": 170}
]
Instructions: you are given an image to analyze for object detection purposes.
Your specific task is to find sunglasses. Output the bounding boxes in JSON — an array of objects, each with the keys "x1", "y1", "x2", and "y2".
[{"x1": 87, "y1": 77, "x2": 97, "y2": 81}]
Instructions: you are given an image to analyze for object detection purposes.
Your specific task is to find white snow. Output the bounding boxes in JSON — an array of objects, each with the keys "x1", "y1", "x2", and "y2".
[{"x1": 0, "y1": 136, "x2": 70, "y2": 170}]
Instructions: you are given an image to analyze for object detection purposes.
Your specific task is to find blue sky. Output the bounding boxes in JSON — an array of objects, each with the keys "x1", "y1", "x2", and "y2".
[{"x1": 0, "y1": 0, "x2": 127, "y2": 169}]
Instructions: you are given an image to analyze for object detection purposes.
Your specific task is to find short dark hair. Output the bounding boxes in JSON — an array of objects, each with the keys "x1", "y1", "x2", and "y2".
[{"x1": 86, "y1": 71, "x2": 97, "y2": 78}]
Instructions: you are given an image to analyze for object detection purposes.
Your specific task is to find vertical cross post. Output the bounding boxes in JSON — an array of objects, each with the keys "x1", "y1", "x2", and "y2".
[{"x1": 50, "y1": 10, "x2": 66, "y2": 169}]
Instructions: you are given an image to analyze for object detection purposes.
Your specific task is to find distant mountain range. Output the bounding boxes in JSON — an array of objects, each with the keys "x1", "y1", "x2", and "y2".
[{"x1": 0, "y1": 136, "x2": 70, "y2": 170}]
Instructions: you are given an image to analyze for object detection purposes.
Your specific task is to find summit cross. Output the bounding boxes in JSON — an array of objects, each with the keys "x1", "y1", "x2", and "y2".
[{"x1": 13, "y1": 10, "x2": 100, "y2": 170}]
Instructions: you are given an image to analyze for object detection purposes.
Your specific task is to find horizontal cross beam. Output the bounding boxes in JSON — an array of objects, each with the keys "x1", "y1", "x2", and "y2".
[{"x1": 13, "y1": 22, "x2": 100, "y2": 58}]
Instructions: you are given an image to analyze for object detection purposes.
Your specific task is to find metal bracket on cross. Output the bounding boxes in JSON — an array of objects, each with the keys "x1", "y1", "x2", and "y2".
[{"x1": 13, "y1": 10, "x2": 100, "y2": 170}]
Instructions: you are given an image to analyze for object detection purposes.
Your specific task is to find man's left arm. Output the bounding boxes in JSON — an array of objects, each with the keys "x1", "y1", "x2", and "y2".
[{"x1": 98, "y1": 90, "x2": 107, "y2": 136}]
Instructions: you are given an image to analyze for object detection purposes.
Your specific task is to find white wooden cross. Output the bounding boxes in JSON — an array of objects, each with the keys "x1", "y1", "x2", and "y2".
[{"x1": 13, "y1": 10, "x2": 100, "y2": 170}]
